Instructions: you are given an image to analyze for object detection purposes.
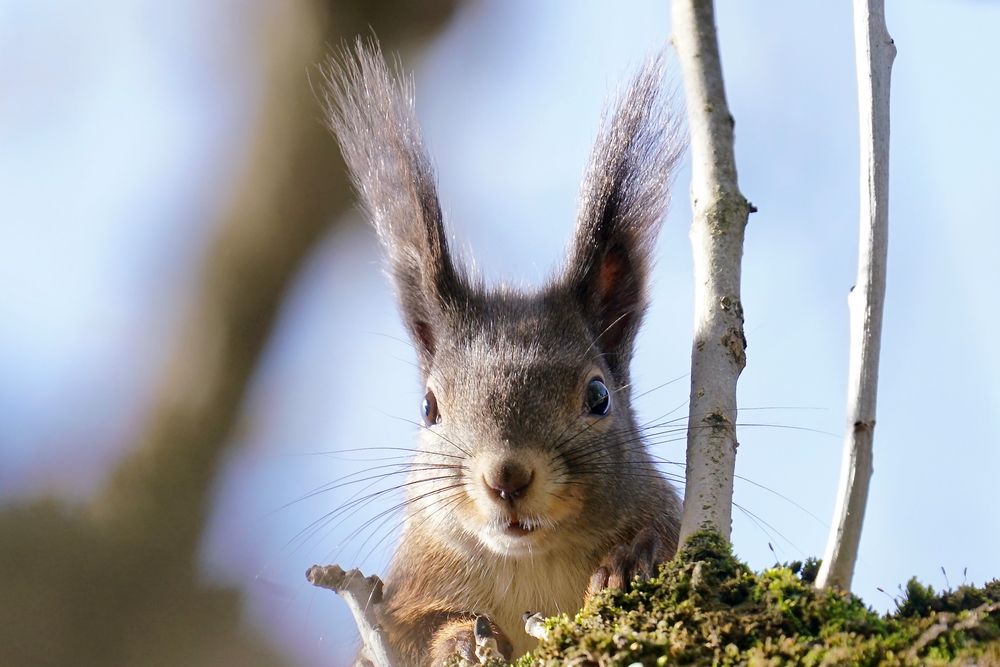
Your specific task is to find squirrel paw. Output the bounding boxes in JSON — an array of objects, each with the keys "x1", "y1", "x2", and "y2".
[
  {"x1": 433, "y1": 614, "x2": 513, "y2": 665},
  {"x1": 473, "y1": 615, "x2": 508, "y2": 663},
  {"x1": 586, "y1": 526, "x2": 663, "y2": 598}
]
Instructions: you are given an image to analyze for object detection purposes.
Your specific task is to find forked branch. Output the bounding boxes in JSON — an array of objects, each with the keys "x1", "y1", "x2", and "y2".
[{"x1": 307, "y1": 565, "x2": 398, "y2": 667}]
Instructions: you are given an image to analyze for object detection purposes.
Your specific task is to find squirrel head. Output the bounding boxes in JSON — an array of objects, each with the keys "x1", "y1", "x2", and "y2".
[{"x1": 324, "y1": 41, "x2": 683, "y2": 558}]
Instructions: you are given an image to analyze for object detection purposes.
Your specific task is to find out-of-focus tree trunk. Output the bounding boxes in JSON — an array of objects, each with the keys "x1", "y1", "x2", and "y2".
[
  {"x1": 91, "y1": 0, "x2": 459, "y2": 575},
  {"x1": 0, "y1": 2, "x2": 457, "y2": 666},
  {"x1": 89, "y1": 0, "x2": 341, "y2": 575}
]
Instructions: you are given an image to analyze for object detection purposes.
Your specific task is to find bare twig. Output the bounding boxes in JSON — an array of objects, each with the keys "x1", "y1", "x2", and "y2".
[
  {"x1": 671, "y1": 0, "x2": 752, "y2": 544},
  {"x1": 523, "y1": 611, "x2": 550, "y2": 641},
  {"x1": 307, "y1": 565, "x2": 399, "y2": 667},
  {"x1": 817, "y1": 0, "x2": 895, "y2": 591},
  {"x1": 905, "y1": 602, "x2": 1000, "y2": 661}
]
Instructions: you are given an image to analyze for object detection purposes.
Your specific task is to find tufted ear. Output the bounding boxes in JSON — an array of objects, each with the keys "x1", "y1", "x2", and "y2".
[
  {"x1": 322, "y1": 40, "x2": 464, "y2": 376},
  {"x1": 564, "y1": 55, "x2": 684, "y2": 382}
]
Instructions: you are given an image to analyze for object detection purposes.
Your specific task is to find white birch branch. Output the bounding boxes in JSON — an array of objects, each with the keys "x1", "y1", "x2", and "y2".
[
  {"x1": 816, "y1": 0, "x2": 895, "y2": 591},
  {"x1": 307, "y1": 564, "x2": 399, "y2": 667},
  {"x1": 671, "y1": 0, "x2": 752, "y2": 544}
]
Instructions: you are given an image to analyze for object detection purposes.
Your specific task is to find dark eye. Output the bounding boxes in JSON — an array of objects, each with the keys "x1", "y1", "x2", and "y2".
[
  {"x1": 585, "y1": 378, "x2": 611, "y2": 416},
  {"x1": 421, "y1": 389, "x2": 440, "y2": 426}
]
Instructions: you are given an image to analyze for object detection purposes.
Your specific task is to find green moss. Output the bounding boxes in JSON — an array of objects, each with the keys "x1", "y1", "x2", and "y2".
[
  {"x1": 517, "y1": 531, "x2": 1000, "y2": 666},
  {"x1": 445, "y1": 658, "x2": 509, "y2": 667}
]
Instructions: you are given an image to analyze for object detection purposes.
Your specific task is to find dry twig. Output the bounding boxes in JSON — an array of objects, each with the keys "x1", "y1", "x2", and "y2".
[
  {"x1": 307, "y1": 565, "x2": 399, "y2": 667},
  {"x1": 905, "y1": 602, "x2": 1000, "y2": 661}
]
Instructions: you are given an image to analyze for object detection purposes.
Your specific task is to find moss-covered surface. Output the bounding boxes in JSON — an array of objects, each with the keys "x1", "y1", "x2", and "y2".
[{"x1": 516, "y1": 532, "x2": 1000, "y2": 666}]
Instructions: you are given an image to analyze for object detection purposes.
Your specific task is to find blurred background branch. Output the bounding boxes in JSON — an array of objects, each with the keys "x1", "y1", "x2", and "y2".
[{"x1": 0, "y1": 1, "x2": 456, "y2": 665}]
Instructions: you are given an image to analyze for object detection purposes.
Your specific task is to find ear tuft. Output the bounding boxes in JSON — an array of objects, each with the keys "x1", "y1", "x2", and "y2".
[
  {"x1": 565, "y1": 54, "x2": 685, "y2": 380},
  {"x1": 321, "y1": 39, "x2": 463, "y2": 374}
]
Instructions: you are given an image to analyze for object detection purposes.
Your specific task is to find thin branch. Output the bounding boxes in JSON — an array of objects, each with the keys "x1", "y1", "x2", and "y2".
[
  {"x1": 905, "y1": 602, "x2": 1000, "y2": 661},
  {"x1": 307, "y1": 565, "x2": 399, "y2": 667},
  {"x1": 671, "y1": 0, "x2": 752, "y2": 544},
  {"x1": 816, "y1": 0, "x2": 895, "y2": 591}
]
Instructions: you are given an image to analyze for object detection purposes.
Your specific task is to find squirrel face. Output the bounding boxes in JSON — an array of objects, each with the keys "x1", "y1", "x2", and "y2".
[
  {"x1": 323, "y1": 41, "x2": 683, "y2": 562},
  {"x1": 413, "y1": 293, "x2": 631, "y2": 557}
]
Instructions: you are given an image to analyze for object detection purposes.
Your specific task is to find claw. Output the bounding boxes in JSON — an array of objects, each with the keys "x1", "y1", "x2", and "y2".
[
  {"x1": 473, "y1": 614, "x2": 502, "y2": 663},
  {"x1": 587, "y1": 527, "x2": 664, "y2": 598}
]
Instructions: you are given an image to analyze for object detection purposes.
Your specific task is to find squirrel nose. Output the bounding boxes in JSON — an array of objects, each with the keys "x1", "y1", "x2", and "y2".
[{"x1": 483, "y1": 462, "x2": 533, "y2": 503}]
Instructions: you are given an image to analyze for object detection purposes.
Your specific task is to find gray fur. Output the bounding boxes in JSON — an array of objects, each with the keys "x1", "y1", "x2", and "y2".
[
  {"x1": 321, "y1": 40, "x2": 464, "y2": 373},
  {"x1": 323, "y1": 41, "x2": 685, "y2": 666},
  {"x1": 565, "y1": 53, "x2": 684, "y2": 381}
]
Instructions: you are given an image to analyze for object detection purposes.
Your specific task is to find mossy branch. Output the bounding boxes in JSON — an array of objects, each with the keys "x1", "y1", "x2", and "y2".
[{"x1": 519, "y1": 531, "x2": 1000, "y2": 666}]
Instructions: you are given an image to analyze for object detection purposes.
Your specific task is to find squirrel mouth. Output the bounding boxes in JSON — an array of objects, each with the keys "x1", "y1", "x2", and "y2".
[{"x1": 503, "y1": 519, "x2": 537, "y2": 537}]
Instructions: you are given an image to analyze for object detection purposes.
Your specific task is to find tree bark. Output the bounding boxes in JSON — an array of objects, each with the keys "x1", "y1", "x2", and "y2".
[
  {"x1": 817, "y1": 0, "x2": 895, "y2": 591},
  {"x1": 671, "y1": 0, "x2": 752, "y2": 544}
]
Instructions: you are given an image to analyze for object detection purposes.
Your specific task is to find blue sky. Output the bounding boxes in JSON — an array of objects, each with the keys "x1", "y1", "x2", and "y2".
[{"x1": 1, "y1": 2, "x2": 998, "y2": 665}]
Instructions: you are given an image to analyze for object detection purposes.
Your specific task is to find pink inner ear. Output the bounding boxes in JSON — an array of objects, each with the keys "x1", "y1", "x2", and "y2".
[
  {"x1": 598, "y1": 245, "x2": 629, "y2": 302},
  {"x1": 594, "y1": 244, "x2": 639, "y2": 353},
  {"x1": 414, "y1": 320, "x2": 435, "y2": 358}
]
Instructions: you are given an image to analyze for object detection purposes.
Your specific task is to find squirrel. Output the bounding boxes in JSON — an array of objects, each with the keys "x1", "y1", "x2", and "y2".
[{"x1": 322, "y1": 40, "x2": 685, "y2": 666}]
